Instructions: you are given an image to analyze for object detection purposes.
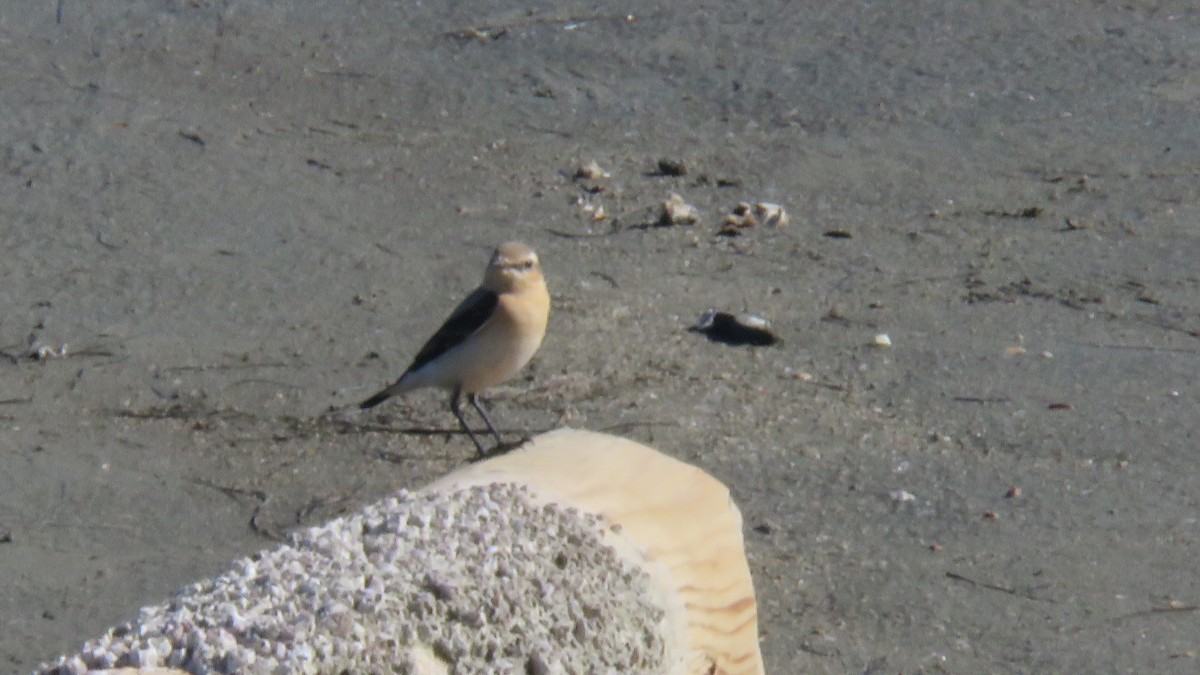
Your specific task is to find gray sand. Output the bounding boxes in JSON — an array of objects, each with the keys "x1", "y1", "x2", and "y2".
[{"x1": 2, "y1": 2, "x2": 1199, "y2": 673}]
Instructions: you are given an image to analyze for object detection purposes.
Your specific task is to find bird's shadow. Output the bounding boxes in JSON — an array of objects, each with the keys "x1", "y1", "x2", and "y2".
[{"x1": 323, "y1": 407, "x2": 542, "y2": 463}]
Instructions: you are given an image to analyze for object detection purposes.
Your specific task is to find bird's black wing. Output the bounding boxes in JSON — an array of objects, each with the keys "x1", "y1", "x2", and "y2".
[{"x1": 404, "y1": 287, "x2": 499, "y2": 374}]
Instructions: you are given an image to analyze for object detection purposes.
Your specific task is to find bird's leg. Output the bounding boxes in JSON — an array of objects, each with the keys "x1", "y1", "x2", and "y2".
[
  {"x1": 449, "y1": 388, "x2": 487, "y2": 456},
  {"x1": 468, "y1": 393, "x2": 505, "y2": 449}
]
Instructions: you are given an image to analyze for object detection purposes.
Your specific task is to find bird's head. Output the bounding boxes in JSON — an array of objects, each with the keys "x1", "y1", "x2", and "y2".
[{"x1": 483, "y1": 241, "x2": 544, "y2": 293}]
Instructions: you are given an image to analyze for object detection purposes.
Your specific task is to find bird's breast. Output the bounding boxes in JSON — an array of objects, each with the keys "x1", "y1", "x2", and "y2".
[{"x1": 455, "y1": 287, "x2": 549, "y2": 393}]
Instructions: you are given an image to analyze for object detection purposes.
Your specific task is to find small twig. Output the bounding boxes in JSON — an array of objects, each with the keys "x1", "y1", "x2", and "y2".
[
  {"x1": 545, "y1": 227, "x2": 621, "y2": 239},
  {"x1": 444, "y1": 12, "x2": 641, "y2": 41},
  {"x1": 788, "y1": 377, "x2": 847, "y2": 392},
  {"x1": 1113, "y1": 605, "x2": 1190, "y2": 619},
  {"x1": 161, "y1": 361, "x2": 289, "y2": 373},
  {"x1": 982, "y1": 206, "x2": 1043, "y2": 219},
  {"x1": 947, "y1": 571, "x2": 1017, "y2": 595},
  {"x1": 1069, "y1": 604, "x2": 1200, "y2": 633},
  {"x1": 296, "y1": 489, "x2": 359, "y2": 524},
  {"x1": 226, "y1": 378, "x2": 304, "y2": 390},
  {"x1": 191, "y1": 477, "x2": 267, "y2": 503},
  {"x1": 249, "y1": 497, "x2": 281, "y2": 540},
  {"x1": 590, "y1": 271, "x2": 619, "y2": 288},
  {"x1": 946, "y1": 571, "x2": 1053, "y2": 602},
  {"x1": 63, "y1": 348, "x2": 114, "y2": 358},
  {"x1": 95, "y1": 231, "x2": 121, "y2": 250},
  {"x1": 191, "y1": 478, "x2": 278, "y2": 539},
  {"x1": 1108, "y1": 605, "x2": 1200, "y2": 624},
  {"x1": 178, "y1": 129, "x2": 205, "y2": 146},
  {"x1": 374, "y1": 241, "x2": 401, "y2": 257},
  {"x1": 1069, "y1": 341, "x2": 1199, "y2": 354},
  {"x1": 797, "y1": 643, "x2": 835, "y2": 658},
  {"x1": 116, "y1": 404, "x2": 191, "y2": 420},
  {"x1": 521, "y1": 123, "x2": 573, "y2": 138},
  {"x1": 953, "y1": 396, "x2": 1011, "y2": 404},
  {"x1": 598, "y1": 420, "x2": 676, "y2": 435}
]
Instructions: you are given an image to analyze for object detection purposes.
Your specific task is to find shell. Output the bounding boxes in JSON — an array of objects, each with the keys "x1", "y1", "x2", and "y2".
[{"x1": 660, "y1": 193, "x2": 700, "y2": 226}]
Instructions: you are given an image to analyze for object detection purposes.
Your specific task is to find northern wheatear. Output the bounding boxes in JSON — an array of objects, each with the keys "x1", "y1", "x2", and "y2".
[{"x1": 359, "y1": 241, "x2": 550, "y2": 456}]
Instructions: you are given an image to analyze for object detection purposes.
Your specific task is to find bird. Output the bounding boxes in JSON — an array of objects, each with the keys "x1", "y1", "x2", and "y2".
[{"x1": 359, "y1": 241, "x2": 550, "y2": 456}]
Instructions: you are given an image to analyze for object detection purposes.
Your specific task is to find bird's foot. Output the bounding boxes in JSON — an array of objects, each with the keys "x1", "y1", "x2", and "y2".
[{"x1": 474, "y1": 436, "x2": 530, "y2": 460}]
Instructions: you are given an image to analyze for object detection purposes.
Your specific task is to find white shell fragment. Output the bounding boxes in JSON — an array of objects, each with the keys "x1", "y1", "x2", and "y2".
[
  {"x1": 577, "y1": 199, "x2": 608, "y2": 222},
  {"x1": 29, "y1": 343, "x2": 69, "y2": 360},
  {"x1": 753, "y1": 202, "x2": 789, "y2": 227},
  {"x1": 739, "y1": 314, "x2": 771, "y2": 330},
  {"x1": 659, "y1": 192, "x2": 700, "y2": 226},
  {"x1": 690, "y1": 309, "x2": 780, "y2": 347},
  {"x1": 872, "y1": 333, "x2": 892, "y2": 348},
  {"x1": 573, "y1": 159, "x2": 611, "y2": 180}
]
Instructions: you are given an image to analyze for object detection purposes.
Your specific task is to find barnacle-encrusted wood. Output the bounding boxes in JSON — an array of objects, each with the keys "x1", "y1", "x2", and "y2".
[
  {"x1": 41, "y1": 429, "x2": 762, "y2": 675},
  {"x1": 428, "y1": 428, "x2": 764, "y2": 675}
]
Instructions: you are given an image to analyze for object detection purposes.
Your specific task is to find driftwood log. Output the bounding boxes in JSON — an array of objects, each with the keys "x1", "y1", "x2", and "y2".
[{"x1": 38, "y1": 429, "x2": 763, "y2": 674}]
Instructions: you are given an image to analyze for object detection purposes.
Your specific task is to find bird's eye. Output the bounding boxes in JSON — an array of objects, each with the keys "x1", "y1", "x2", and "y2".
[{"x1": 521, "y1": 260, "x2": 534, "y2": 269}]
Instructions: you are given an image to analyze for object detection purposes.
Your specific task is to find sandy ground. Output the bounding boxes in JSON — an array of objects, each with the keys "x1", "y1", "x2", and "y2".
[{"x1": 2, "y1": 2, "x2": 1199, "y2": 673}]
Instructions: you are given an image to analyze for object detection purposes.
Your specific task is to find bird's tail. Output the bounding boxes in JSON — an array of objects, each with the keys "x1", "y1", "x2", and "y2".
[
  {"x1": 358, "y1": 389, "x2": 394, "y2": 409},
  {"x1": 358, "y1": 374, "x2": 418, "y2": 410}
]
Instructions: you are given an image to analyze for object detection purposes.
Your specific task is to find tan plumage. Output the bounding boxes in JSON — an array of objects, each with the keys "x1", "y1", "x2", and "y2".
[{"x1": 360, "y1": 242, "x2": 550, "y2": 455}]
